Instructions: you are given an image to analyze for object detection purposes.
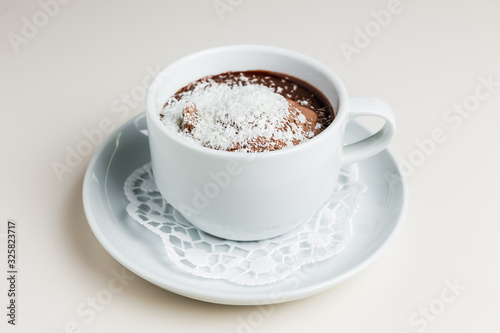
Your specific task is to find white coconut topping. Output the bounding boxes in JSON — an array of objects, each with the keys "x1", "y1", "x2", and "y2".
[{"x1": 160, "y1": 80, "x2": 314, "y2": 152}]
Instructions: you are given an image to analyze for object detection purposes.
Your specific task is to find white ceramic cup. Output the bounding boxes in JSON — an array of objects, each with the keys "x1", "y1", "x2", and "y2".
[{"x1": 146, "y1": 45, "x2": 395, "y2": 241}]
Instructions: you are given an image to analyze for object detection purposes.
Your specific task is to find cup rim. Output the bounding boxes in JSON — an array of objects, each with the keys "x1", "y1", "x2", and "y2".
[{"x1": 146, "y1": 44, "x2": 349, "y2": 159}]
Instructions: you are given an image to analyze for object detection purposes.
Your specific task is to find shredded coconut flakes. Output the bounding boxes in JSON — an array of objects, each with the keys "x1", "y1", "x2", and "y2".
[{"x1": 160, "y1": 80, "x2": 314, "y2": 152}]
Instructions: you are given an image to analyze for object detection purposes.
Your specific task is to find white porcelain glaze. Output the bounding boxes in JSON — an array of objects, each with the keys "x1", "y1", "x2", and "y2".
[
  {"x1": 82, "y1": 114, "x2": 408, "y2": 305},
  {"x1": 145, "y1": 45, "x2": 396, "y2": 240}
]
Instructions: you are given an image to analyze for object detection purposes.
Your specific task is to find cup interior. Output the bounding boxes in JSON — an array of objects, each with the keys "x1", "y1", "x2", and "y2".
[{"x1": 148, "y1": 45, "x2": 346, "y2": 135}]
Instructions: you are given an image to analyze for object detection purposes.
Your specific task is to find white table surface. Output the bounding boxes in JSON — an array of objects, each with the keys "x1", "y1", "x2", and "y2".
[{"x1": 1, "y1": 0, "x2": 499, "y2": 332}]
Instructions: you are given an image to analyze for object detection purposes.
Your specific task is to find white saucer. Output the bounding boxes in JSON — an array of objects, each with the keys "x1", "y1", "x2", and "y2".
[{"x1": 83, "y1": 113, "x2": 408, "y2": 305}]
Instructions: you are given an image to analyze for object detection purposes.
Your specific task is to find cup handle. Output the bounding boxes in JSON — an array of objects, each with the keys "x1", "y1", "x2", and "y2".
[{"x1": 341, "y1": 97, "x2": 396, "y2": 166}]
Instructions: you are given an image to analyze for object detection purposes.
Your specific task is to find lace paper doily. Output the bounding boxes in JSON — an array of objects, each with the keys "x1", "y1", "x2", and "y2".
[{"x1": 124, "y1": 163, "x2": 366, "y2": 285}]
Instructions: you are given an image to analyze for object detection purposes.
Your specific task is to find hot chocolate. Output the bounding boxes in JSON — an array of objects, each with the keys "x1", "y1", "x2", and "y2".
[{"x1": 159, "y1": 71, "x2": 334, "y2": 152}]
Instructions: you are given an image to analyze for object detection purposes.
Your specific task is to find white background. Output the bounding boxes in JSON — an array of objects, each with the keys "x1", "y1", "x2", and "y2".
[{"x1": 1, "y1": 0, "x2": 499, "y2": 332}]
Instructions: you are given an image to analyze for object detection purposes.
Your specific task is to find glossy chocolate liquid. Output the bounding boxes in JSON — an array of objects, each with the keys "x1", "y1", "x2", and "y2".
[{"x1": 171, "y1": 70, "x2": 335, "y2": 130}]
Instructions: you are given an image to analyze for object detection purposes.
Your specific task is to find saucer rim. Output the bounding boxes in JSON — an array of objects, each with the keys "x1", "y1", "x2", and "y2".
[{"x1": 82, "y1": 113, "x2": 408, "y2": 305}]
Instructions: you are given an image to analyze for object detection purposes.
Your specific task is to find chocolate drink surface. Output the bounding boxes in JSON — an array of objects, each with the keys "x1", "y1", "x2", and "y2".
[{"x1": 160, "y1": 70, "x2": 335, "y2": 152}]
